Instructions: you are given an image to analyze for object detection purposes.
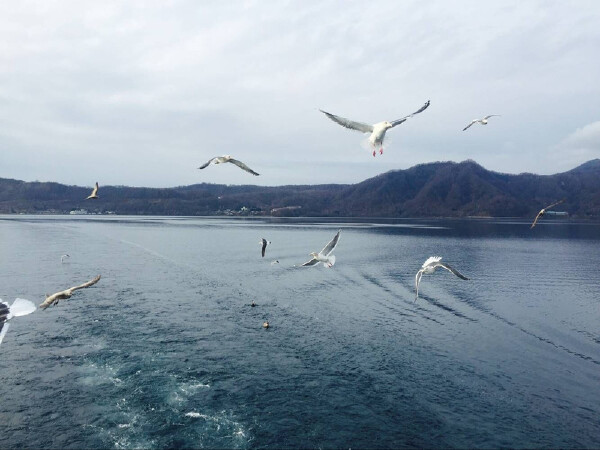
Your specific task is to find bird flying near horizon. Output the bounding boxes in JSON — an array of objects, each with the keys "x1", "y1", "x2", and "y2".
[
  {"x1": 530, "y1": 199, "x2": 566, "y2": 229},
  {"x1": 198, "y1": 155, "x2": 259, "y2": 176}
]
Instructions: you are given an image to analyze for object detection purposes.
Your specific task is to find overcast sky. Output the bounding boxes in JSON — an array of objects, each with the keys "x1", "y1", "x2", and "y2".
[{"x1": 1, "y1": 0, "x2": 599, "y2": 188}]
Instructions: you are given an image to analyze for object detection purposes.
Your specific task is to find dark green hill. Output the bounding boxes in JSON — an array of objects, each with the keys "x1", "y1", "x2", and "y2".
[{"x1": 1, "y1": 159, "x2": 599, "y2": 217}]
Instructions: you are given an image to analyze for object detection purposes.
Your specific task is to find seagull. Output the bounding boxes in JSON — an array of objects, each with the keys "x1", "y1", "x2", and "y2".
[
  {"x1": 271, "y1": 260, "x2": 279, "y2": 265},
  {"x1": 415, "y1": 257, "x2": 468, "y2": 300},
  {"x1": 0, "y1": 298, "x2": 36, "y2": 348},
  {"x1": 530, "y1": 199, "x2": 566, "y2": 229},
  {"x1": 462, "y1": 115, "x2": 500, "y2": 131},
  {"x1": 198, "y1": 155, "x2": 260, "y2": 176},
  {"x1": 262, "y1": 320, "x2": 270, "y2": 329},
  {"x1": 320, "y1": 100, "x2": 430, "y2": 157},
  {"x1": 301, "y1": 229, "x2": 341, "y2": 268},
  {"x1": 39, "y1": 275, "x2": 101, "y2": 310},
  {"x1": 61, "y1": 254, "x2": 70, "y2": 263},
  {"x1": 86, "y1": 182, "x2": 99, "y2": 199},
  {"x1": 260, "y1": 238, "x2": 271, "y2": 257}
]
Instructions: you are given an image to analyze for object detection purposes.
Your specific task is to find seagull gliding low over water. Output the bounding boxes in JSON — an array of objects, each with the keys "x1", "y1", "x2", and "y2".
[
  {"x1": 40, "y1": 275, "x2": 101, "y2": 310},
  {"x1": 301, "y1": 229, "x2": 341, "y2": 268},
  {"x1": 320, "y1": 100, "x2": 430, "y2": 157},
  {"x1": 415, "y1": 256, "x2": 469, "y2": 300},
  {"x1": 530, "y1": 199, "x2": 566, "y2": 229}
]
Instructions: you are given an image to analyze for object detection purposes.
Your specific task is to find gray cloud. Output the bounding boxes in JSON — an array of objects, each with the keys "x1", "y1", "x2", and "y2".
[{"x1": 0, "y1": 0, "x2": 599, "y2": 187}]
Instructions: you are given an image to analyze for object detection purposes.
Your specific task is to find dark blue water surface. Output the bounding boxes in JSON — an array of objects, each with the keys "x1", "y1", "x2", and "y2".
[{"x1": 1, "y1": 216, "x2": 599, "y2": 448}]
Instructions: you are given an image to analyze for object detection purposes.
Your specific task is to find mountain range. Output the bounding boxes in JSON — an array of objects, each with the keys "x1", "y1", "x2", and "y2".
[{"x1": 1, "y1": 159, "x2": 599, "y2": 218}]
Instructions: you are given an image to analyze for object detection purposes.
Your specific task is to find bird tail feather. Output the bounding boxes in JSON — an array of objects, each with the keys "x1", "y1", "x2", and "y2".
[{"x1": 327, "y1": 255, "x2": 336, "y2": 267}]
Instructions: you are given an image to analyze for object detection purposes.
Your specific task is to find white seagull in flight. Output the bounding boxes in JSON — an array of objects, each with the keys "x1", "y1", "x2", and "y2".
[
  {"x1": 0, "y1": 298, "x2": 36, "y2": 348},
  {"x1": 462, "y1": 115, "x2": 500, "y2": 131},
  {"x1": 301, "y1": 230, "x2": 341, "y2": 268},
  {"x1": 415, "y1": 256, "x2": 469, "y2": 300},
  {"x1": 40, "y1": 275, "x2": 101, "y2": 310},
  {"x1": 260, "y1": 238, "x2": 271, "y2": 257},
  {"x1": 530, "y1": 199, "x2": 566, "y2": 229},
  {"x1": 61, "y1": 254, "x2": 70, "y2": 263},
  {"x1": 86, "y1": 182, "x2": 99, "y2": 199},
  {"x1": 198, "y1": 155, "x2": 259, "y2": 176},
  {"x1": 320, "y1": 100, "x2": 430, "y2": 157}
]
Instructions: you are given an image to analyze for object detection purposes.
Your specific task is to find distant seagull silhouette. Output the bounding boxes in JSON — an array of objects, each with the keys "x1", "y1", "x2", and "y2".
[
  {"x1": 0, "y1": 298, "x2": 36, "y2": 347},
  {"x1": 415, "y1": 257, "x2": 468, "y2": 300},
  {"x1": 86, "y1": 182, "x2": 99, "y2": 199},
  {"x1": 263, "y1": 320, "x2": 270, "y2": 329},
  {"x1": 260, "y1": 238, "x2": 271, "y2": 257},
  {"x1": 462, "y1": 115, "x2": 500, "y2": 131},
  {"x1": 320, "y1": 100, "x2": 430, "y2": 157},
  {"x1": 301, "y1": 229, "x2": 341, "y2": 268},
  {"x1": 530, "y1": 199, "x2": 566, "y2": 229},
  {"x1": 39, "y1": 275, "x2": 101, "y2": 310},
  {"x1": 61, "y1": 254, "x2": 70, "y2": 263},
  {"x1": 198, "y1": 155, "x2": 259, "y2": 176},
  {"x1": 251, "y1": 300, "x2": 256, "y2": 307},
  {"x1": 271, "y1": 260, "x2": 279, "y2": 265}
]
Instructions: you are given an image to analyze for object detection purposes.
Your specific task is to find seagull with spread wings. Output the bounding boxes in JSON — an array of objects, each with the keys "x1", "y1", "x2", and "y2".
[
  {"x1": 320, "y1": 100, "x2": 430, "y2": 157},
  {"x1": 301, "y1": 230, "x2": 341, "y2": 268},
  {"x1": 462, "y1": 115, "x2": 500, "y2": 131},
  {"x1": 86, "y1": 182, "x2": 99, "y2": 199},
  {"x1": 40, "y1": 275, "x2": 101, "y2": 310},
  {"x1": 530, "y1": 199, "x2": 566, "y2": 229},
  {"x1": 415, "y1": 257, "x2": 468, "y2": 300},
  {"x1": 198, "y1": 155, "x2": 259, "y2": 176}
]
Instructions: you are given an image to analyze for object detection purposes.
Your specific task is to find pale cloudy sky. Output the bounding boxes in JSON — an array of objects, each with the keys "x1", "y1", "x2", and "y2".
[{"x1": 0, "y1": 0, "x2": 599, "y2": 187}]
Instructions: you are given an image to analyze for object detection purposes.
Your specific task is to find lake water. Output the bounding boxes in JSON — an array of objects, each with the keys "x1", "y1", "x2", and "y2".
[{"x1": 1, "y1": 216, "x2": 599, "y2": 448}]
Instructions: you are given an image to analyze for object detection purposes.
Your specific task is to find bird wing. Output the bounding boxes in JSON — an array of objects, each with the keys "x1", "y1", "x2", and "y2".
[
  {"x1": 261, "y1": 239, "x2": 267, "y2": 257},
  {"x1": 544, "y1": 199, "x2": 565, "y2": 210},
  {"x1": 390, "y1": 100, "x2": 431, "y2": 127},
  {"x1": 462, "y1": 120, "x2": 476, "y2": 131},
  {"x1": 530, "y1": 210, "x2": 544, "y2": 228},
  {"x1": 228, "y1": 158, "x2": 260, "y2": 176},
  {"x1": 320, "y1": 230, "x2": 341, "y2": 256},
  {"x1": 422, "y1": 256, "x2": 442, "y2": 268},
  {"x1": 483, "y1": 114, "x2": 500, "y2": 120},
  {"x1": 9, "y1": 298, "x2": 36, "y2": 317},
  {"x1": 415, "y1": 270, "x2": 424, "y2": 300},
  {"x1": 437, "y1": 262, "x2": 469, "y2": 280},
  {"x1": 301, "y1": 258, "x2": 320, "y2": 267},
  {"x1": 320, "y1": 110, "x2": 373, "y2": 133},
  {"x1": 0, "y1": 322, "x2": 9, "y2": 347},
  {"x1": 198, "y1": 157, "x2": 218, "y2": 169},
  {"x1": 69, "y1": 275, "x2": 101, "y2": 293}
]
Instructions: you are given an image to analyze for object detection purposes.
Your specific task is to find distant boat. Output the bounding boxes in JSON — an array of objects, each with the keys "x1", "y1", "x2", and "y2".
[{"x1": 69, "y1": 209, "x2": 88, "y2": 215}]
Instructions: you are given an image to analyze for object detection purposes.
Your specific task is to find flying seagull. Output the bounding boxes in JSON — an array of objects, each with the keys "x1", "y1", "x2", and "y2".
[
  {"x1": 415, "y1": 257, "x2": 468, "y2": 300},
  {"x1": 320, "y1": 100, "x2": 430, "y2": 157},
  {"x1": 39, "y1": 275, "x2": 101, "y2": 310},
  {"x1": 61, "y1": 254, "x2": 70, "y2": 263},
  {"x1": 260, "y1": 238, "x2": 271, "y2": 258},
  {"x1": 86, "y1": 182, "x2": 99, "y2": 199},
  {"x1": 301, "y1": 229, "x2": 341, "y2": 268},
  {"x1": 198, "y1": 155, "x2": 259, "y2": 176},
  {"x1": 462, "y1": 115, "x2": 500, "y2": 131},
  {"x1": 530, "y1": 199, "x2": 566, "y2": 229},
  {"x1": 0, "y1": 298, "x2": 36, "y2": 348}
]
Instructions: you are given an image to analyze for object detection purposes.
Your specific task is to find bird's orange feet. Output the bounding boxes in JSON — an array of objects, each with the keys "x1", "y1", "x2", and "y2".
[
  {"x1": 380, "y1": 148, "x2": 383, "y2": 155},
  {"x1": 372, "y1": 150, "x2": 376, "y2": 157}
]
